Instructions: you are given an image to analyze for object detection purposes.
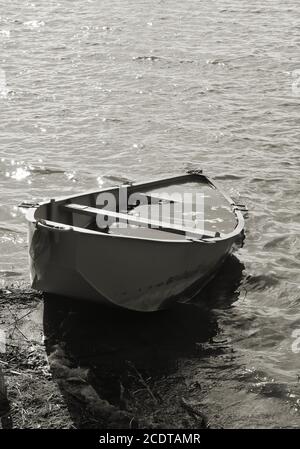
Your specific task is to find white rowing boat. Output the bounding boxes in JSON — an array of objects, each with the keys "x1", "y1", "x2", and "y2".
[{"x1": 20, "y1": 171, "x2": 245, "y2": 312}]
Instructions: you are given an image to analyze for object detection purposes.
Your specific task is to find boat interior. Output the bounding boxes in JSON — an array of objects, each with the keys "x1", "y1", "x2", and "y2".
[{"x1": 33, "y1": 174, "x2": 238, "y2": 240}]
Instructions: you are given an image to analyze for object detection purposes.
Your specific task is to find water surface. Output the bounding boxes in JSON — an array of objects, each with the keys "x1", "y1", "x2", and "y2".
[{"x1": 0, "y1": 0, "x2": 299, "y2": 427}]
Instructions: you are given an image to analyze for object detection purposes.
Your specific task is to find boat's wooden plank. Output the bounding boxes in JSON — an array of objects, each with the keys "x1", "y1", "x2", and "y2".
[{"x1": 63, "y1": 203, "x2": 217, "y2": 239}]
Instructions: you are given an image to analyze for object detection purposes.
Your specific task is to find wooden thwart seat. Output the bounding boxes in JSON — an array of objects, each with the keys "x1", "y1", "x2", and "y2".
[{"x1": 63, "y1": 203, "x2": 217, "y2": 239}]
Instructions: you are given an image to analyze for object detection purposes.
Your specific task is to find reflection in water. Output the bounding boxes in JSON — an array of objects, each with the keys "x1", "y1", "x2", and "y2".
[{"x1": 43, "y1": 255, "x2": 245, "y2": 428}]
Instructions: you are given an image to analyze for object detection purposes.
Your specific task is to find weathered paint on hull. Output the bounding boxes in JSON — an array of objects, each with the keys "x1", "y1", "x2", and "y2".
[{"x1": 28, "y1": 222, "x2": 233, "y2": 312}]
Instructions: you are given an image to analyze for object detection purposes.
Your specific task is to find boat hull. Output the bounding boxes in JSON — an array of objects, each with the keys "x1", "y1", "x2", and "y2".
[{"x1": 28, "y1": 221, "x2": 235, "y2": 312}]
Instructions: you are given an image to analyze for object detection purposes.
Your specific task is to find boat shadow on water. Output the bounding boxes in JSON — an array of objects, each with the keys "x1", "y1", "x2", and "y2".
[{"x1": 43, "y1": 255, "x2": 245, "y2": 429}]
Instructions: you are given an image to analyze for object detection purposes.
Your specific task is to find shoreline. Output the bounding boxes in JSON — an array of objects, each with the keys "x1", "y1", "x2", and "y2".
[
  {"x1": 0, "y1": 285, "x2": 217, "y2": 428},
  {"x1": 1, "y1": 279, "x2": 299, "y2": 429},
  {"x1": 0, "y1": 286, "x2": 212, "y2": 428}
]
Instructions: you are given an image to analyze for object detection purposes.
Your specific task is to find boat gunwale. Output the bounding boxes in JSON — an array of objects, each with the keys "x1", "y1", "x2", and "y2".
[{"x1": 23, "y1": 173, "x2": 244, "y2": 244}]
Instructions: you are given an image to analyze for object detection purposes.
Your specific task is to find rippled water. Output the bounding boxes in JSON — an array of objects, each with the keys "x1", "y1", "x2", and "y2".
[{"x1": 0, "y1": 0, "x2": 299, "y2": 427}]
